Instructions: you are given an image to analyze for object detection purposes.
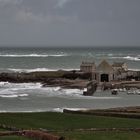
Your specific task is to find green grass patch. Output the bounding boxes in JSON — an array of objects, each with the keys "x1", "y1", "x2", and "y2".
[
  {"x1": 60, "y1": 131, "x2": 140, "y2": 140},
  {"x1": 0, "y1": 112, "x2": 140, "y2": 130},
  {"x1": 0, "y1": 112, "x2": 140, "y2": 140}
]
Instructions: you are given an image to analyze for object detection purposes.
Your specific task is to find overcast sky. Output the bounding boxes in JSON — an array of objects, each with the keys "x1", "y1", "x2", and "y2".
[{"x1": 0, "y1": 0, "x2": 140, "y2": 47}]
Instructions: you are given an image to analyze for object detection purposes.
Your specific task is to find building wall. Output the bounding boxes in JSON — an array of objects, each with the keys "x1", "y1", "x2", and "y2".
[
  {"x1": 80, "y1": 64, "x2": 96, "y2": 73},
  {"x1": 122, "y1": 63, "x2": 128, "y2": 71},
  {"x1": 112, "y1": 63, "x2": 128, "y2": 72},
  {"x1": 80, "y1": 61, "x2": 131, "y2": 82}
]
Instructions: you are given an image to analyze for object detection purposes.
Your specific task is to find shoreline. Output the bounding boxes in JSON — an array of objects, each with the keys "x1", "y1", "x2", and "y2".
[
  {"x1": 63, "y1": 106, "x2": 140, "y2": 119},
  {"x1": 1, "y1": 70, "x2": 140, "y2": 90},
  {"x1": 0, "y1": 70, "x2": 90, "y2": 90},
  {"x1": 0, "y1": 106, "x2": 139, "y2": 113}
]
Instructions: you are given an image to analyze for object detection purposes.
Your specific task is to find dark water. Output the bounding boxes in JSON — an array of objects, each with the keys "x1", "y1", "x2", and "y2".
[
  {"x1": 0, "y1": 47, "x2": 140, "y2": 72},
  {"x1": 0, "y1": 47, "x2": 139, "y2": 112}
]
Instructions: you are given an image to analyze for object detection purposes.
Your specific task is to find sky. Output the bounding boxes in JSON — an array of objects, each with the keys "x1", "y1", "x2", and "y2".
[{"x1": 0, "y1": 0, "x2": 140, "y2": 47}]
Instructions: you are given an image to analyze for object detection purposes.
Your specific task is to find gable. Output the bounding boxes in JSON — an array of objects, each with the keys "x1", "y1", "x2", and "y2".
[{"x1": 97, "y1": 60, "x2": 113, "y2": 73}]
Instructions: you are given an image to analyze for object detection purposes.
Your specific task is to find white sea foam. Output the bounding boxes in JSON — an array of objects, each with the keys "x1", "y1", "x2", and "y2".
[
  {"x1": 0, "y1": 94, "x2": 18, "y2": 98},
  {"x1": 40, "y1": 86, "x2": 120, "y2": 99},
  {"x1": 61, "y1": 88, "x2": 83, "y2": 97},
  {"x1": 42, "y1": 87, "x2": 83, "y2": 97},
  {"x1": 8, "y1": 68, "x2": 79, "y2": 73},
  {"x1": 108, "y1": 53, "x2": 113, "y2": 56},
  {"x1": 123, "y1": 56, "x2": 140, "y2": 61},
  {"x1": 8, "y1": 68, "x2": 56, "y2": 72},
  {"x1": 0, "y1": 82, "x2": 82, "y2": 99},
  {"x1": 0, "y1": 108, "x2": 87, "y2": 113},
  {"x1": 52, "y1": 108, "x2": 88, "y2": 113},
  {"x1": 0, "y1": 82, "x2": 121, "y2": 99},
  {"x1": 111, "y1": 56, "x2": 140, "y2": 61},
  {"x1": 18, "y1": 94, "x2": 28, "y2": 97},
  {"x1": 0, "y1": 82, "x2": 42, "y2": 89},
  {"x1": 0, "y1": 54, "x2": 68, "y2": 57},
  {"x1": 0, "y1": 82, "x2": 42, "y2": 98}
]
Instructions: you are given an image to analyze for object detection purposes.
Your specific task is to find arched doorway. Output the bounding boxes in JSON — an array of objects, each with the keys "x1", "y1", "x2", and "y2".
[{"x1": 101, "y1": 74, "x2": 109, "y2": 82}]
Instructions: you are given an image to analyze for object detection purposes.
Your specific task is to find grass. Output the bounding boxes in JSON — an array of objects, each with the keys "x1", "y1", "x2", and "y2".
[
  {"x1": 60, "y1": 131, "x2": 140, "y2": 140},
  {"x1": 0, "y1": 112, "x2": 140, "y2": 140},
  {"x1": 0, "y1": 112, "x2": 140, "y2": 130}
]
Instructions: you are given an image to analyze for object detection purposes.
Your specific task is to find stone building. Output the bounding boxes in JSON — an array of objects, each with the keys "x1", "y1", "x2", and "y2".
[
  {"x1": 112, "y1": 62, "x2": 128, "y2": 71},
  {"x1": 80, "y1": 60, "x2": 129, "y2": 82},
  {"x1": 80, "y1": 61, "x2": 96, "y2": 73},
  {"x1": 96, "y1": 60, "x2": 114, "y2": 82}
]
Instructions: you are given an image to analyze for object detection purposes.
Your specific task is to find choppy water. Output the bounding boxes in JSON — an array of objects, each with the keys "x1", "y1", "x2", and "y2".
[{"x1": 0, "y1": 47, "x2": 140, "y2": 112}]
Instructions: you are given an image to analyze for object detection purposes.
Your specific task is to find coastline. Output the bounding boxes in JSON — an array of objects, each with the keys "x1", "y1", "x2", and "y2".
[
  {"x1": 0, "y1": 70, "x2": 140, "y2": 113},
  {"x1": 1, "y1": 70, "x2": 140, "y2": 89},
  {"x1": 0, "y1": 106, "x2": 139, "y2": 114},
  {"x1": 0, "y1": 70, "x2": 89, "y2": 89}
]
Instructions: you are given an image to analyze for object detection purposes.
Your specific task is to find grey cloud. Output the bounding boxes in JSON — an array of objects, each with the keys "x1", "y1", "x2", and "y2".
[
  {"x1": 0, "y1": 0, "x2": 22, "y2": 5},
  {"x1": 0, "y1": 0, "x2": 140, "y2": 46},
  {"x1": 55, "y1": 0, "x2": 70, "y2": 8}
]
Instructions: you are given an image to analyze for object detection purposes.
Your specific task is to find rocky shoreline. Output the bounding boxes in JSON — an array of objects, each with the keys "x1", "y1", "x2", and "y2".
[
  {"x1": 1, "y1": 70, "x2": 140, "y2": 92},
  {"x1": 0, "y1": 71, "x2": 89, "y2": 89}
]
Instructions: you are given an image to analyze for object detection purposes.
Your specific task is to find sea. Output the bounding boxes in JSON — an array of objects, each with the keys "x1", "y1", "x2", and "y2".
[{"x1": 0, "y1": 47, "x2": 140, "y2": 112}]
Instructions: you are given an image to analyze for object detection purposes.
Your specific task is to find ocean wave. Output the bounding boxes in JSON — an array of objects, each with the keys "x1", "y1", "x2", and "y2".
[
  {"x1": 0, "y1": 89, "x2": 28, "y2": 98},
  {"x1": 18, "y1": 94, "x2": 28, "y2": 97},
  {"x1": 8, "y1": 68, "x2": 57, "y2": 72},
  {"x1": 0, "y1": 82, "x2": 121, "y2": 99},
  {"x1": 0, "y1": 94, "x2": 18, "y2": 98},
  {"x1": 0, "y1": 108, "x2": 88, "y2": 113},
  {"x1": 0, "y1": 82, "x2": 42, "y2": 98},
  {"x1": 41, "y1": 87, "x2": 83, "y2": 97},
  {"x1": 0, "y1": 108, "x2": 64, "y2": 113},
  {"x1": 0, "y1": 82, "x2": 42, "y2": 89},
  {"x1": 8, "y1": 68, "x2": 79, "y2": 73},
  {"x1": 0, "y1": 82, "x2": 83, "y2": 99},
  {"x1": 40, "y1": 87, "x2": 120, "y2": 99},
  {"x1": 0, "y1": 109, "x2": 62, "y2": 113},
  {"x1": 52, "y1": 108, "x2": 88, "y2": 112},
  {"x1": 110, "y1": 56, "x2": 140, "y2": 61},
  {"x1": 0, "y1": 54, "x2": 68, "y2": 57},
  {"x1": 123, "y1": 56, "x2": 140, "y2": 61}
]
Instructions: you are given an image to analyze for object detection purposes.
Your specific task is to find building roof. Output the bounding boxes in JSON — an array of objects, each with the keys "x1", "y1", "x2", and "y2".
[
  {"x1": 97, "y1": 60, "x2": 113, "y2": 73},
  {"x1": 80, "y1": 61, "x2": 95, "y2": 67},
  {"x1": 112, "y1": 62, "x2": 125, "y2": 67}
]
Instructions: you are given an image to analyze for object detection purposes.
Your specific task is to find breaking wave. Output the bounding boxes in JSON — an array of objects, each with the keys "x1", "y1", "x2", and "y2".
[
  {"x1": 0, "y1": 82, "x2": 42, "y2": 89},
  {"x1": 110, "y1": 56, "x2": 140, "y2": 61},
  {"x1": 0, "y1": 108, "x2": 87, "y2": 113},
  {"x1": 0, "y1": 54, "x2": 68, "y2": 57},
  {"x1": 40, "y1": 86, "x2": 120, "y2": 99},
  {"x1": 0, "y1": 82, "x2": 42, "y2": 98},
  {"x1": 0, "y1": 82, "x2": 121, "y2": 99},
  {"x1": 40, "y1": 87, "x2": 83, "y2": 98},
  {"x1": 123, "y1": 56, "x2": 140, "y2": 61},
  {"x1": 8, "y1": 68, "x2": 78, "y2": 73}
]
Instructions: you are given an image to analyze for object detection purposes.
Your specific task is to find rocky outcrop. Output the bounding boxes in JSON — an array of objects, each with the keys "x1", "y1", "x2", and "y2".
[
  {"x1": 42, "y1": 78, "x2": 89, "y2": 89},
  {"x1": 0, "y1": 71, "x2": 90, "y2": 89},
  {"x1": 0, "y1": 71, "x2": 66, "y2": 83}
]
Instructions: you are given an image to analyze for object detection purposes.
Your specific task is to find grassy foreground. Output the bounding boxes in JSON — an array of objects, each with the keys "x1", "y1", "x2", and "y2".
[{"x1": 0, "y1": 112, "x2": 140, "y2": 140}]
